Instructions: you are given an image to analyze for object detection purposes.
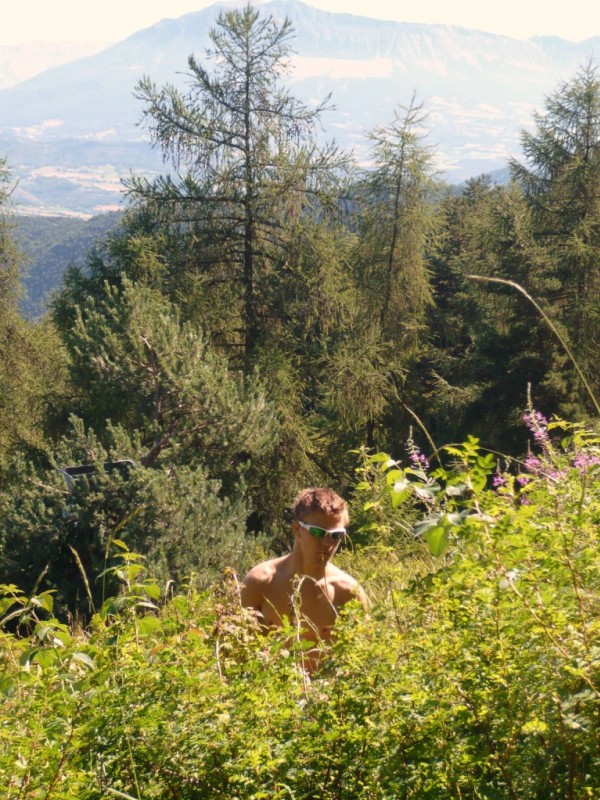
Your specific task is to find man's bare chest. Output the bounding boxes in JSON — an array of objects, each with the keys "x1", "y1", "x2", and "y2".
[{"x1": 261, "y1": 578, "x2": 339, "y2": 638}]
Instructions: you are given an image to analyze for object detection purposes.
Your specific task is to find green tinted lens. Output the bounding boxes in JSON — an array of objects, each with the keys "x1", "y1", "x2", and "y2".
[
  {"x1": 309, "y1": 525, "x2": 346, "y2": 541},
  {"x1": 297, "y1": 520, "x2": 346, "y2": 540}
]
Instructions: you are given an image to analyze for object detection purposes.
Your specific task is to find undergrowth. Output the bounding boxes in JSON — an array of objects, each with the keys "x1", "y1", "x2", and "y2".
[{"x1": 2, "y1": 415, "x2": 600, "y2": 798}]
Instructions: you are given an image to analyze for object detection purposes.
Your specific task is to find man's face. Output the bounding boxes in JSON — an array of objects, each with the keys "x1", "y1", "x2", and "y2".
[{"x1": 293, "y1": 510, "x2": 348, "y2": 564}]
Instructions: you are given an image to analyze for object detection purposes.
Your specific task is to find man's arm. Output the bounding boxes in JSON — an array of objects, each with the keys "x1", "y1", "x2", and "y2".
[
  {"x1": 239, "y1": 566, "x2": 268, "y2": 627},
  {"x1": 353, "y1": 582, "x2": 370, "y2": 613},
  {"x1": 332, "y1": 567, "x2": 370, "y2": 613},
  {"x1": 240, "y1": 569, "x2": 262, "y2": 608}
]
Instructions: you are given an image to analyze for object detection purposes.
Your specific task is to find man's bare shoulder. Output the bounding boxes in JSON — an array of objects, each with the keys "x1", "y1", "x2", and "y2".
[
  {"x1": 324, "y1": 563, "x2": 369, "y2": 610},
  {"x1": 243, "y1": 555, "x2": 288, "y2": 585},
  {"x1": 240, "y1": 555, "x2": 290, "y2": 608}
]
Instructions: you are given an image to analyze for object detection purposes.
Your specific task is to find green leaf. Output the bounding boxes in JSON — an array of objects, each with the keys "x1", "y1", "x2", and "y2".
[
  {"x1": 33, "y1": 649, "x2": 60, "y2": 668},
  {"x1": 413, "y1": 516, "x2": 441, "y2": 537},
  {"x1": 137, "y1": 616, "x2": 162, "y2": 635},
  {"x1": 0, "y1": 583, "x2": 23, "y2": 594},
  {"x1": 367, "y1": 453, "x2": 392, "y2": 464},
  {"x1": 390, "y1": 485, "x2": 410, "y2": 508},
  {"x1": 143, "y1": 583, "x2": 161, "y2": 601},
  {"x1": 0, "y1": 597, "x2": 19, "y2": 616},
  {"x1": 19, "y1": 647, "x2": 38, "y2": 667},
  {"x1": 424, "y1": 524, "x2": 450, "y2": 557},
  {"x1": 0, "y1": 676, "x2": 16, "y2": 696},
  {"x1": 476, "y1": 453, "x2": 496, "y2": 471},
  {"x1": 112, "y1": 539, "x2": 129, "y2": 551},
  {"x1": 385, "y1": 469, "x2": 405, "y2": 486},
  {"x1": 31, "y1": 591, "x2": 55, "y2": 613},
  {"x1": 392, "y1": 478, "x2": 410, "y2": 493},
  {"x1": 468, "y1": 468, "x2": 487, "y2": 493},
  {"x1": 72, "y1": 651, "x2": 96, "y2": 669}
]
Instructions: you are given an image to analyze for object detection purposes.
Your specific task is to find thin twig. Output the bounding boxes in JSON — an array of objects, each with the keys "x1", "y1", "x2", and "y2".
[{"x1": 468, "y1": 275, "x2": 600, "y2": 416}]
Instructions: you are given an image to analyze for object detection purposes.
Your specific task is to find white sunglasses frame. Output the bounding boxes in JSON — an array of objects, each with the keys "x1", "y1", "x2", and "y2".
[{"x1": 295, "y1": 519, "x2": 347, "y2": 541}]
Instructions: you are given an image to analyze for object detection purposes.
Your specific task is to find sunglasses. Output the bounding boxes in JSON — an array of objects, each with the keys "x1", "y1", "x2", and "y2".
[{"x1": 296, "y1": 520, "x2": 347, "y2": 541}]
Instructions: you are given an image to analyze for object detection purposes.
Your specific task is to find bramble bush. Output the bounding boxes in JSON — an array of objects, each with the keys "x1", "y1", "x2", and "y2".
[{"x1": 1, "y1": 413, "x2": 600, "y2": 798}]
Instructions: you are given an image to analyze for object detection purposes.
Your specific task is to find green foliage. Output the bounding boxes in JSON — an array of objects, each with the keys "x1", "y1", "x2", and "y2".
[
  {"x1": 424, "y1": 174, "x2": 581, "y2": 453},
  {"x1": 15, "y1": 211, "x2": 123, "y2": 319},
  {"x1": 6, "y1": 35, "x2": 600, "y2": 799},
  {"x1": 343, "y1": 99, "x2": 439, "y2": 454},
  {"x1": 0, "y1": 417, "x2": 264, "y2": 614},
  {"x1": 0, "y1": 157, "x2": 21, "y2": 308},
  {"x1": 2, "y1": 420, "x2": 600, "y2": 798},
  {"x1": 512, "y1": 62, "x2": 600, "y2": 407},
  {"x1": 60, "y1": 277, "x2": 276, "y2": 472},
  {"x1": 0, "y1": 160, "x2": 70, "y2": 470},
  {"x1": 0, "y1": 312, "x2": 68, "y2": 467},
  {"x1": 354, "y1": 97, "x2": 436, "y2": 347}
]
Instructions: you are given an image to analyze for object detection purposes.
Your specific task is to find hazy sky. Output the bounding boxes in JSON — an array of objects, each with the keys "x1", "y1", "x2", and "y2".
[{"x1": 4, "y1": 0, "x2": 600, "y2": 46}]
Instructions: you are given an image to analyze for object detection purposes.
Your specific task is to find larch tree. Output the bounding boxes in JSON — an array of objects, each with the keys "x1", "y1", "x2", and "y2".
[
  {"x1": 354, "y1": 98, "x2": 436, "y2": 348},
  {"x1": 347, "y1": 98, "x2": 438, "y2": 451},
  {"x1": 511, "y1": 62, "x2": 600, "y2": 405},
  {"x1": 127, "y1": 4, "x2": 346, "y2": 369},
  {"x1": 123, "y1": 4, "x2": 360, "y2": 533}
]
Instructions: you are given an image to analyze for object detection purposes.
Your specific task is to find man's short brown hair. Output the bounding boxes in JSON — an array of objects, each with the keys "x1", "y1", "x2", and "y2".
[{"x1": 291, "y1": 487, "x2": 349, "y2": 525}]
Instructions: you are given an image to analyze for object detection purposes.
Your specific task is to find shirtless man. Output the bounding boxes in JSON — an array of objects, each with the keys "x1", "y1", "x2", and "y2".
[{"x1": 240, "y1": 487, "x2": 368, "y2": 670}]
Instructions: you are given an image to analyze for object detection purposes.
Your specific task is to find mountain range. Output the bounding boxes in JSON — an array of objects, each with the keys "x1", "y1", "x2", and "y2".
[
  {"x1": 0, "y1": 40, "x2": 109, "y2": 89},
  {"x1": 2, "y1": 0, "x2": 600, "y2": 217}
]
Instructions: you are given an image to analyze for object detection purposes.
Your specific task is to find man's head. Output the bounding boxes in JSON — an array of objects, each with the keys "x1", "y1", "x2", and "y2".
[
  {"x1": 291, "y1": 487, "x2": 349, "y2": 527},
  {"x1": 291, "y1": 488, "x2": 349, "y2": 566}
]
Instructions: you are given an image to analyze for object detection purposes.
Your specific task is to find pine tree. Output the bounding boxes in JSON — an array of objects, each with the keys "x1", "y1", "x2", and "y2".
[
  {"x1": 60, "y1": 278, "x2": 276, "y2": 480},
  {"x1": 0, "y1": 417, "x2": 259, "y2": 614}
]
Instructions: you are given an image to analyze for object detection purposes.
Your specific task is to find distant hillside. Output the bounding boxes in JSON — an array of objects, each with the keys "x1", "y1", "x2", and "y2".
[
  {"x1": 14, "y1": 211, "x2": 123, "y2": 319},
  {"x1": 0, "y1": 40, "x2": 110, "y2": 89},
  {"x1": 1, "y1": 0, "x2": 600, "y2": 215}
]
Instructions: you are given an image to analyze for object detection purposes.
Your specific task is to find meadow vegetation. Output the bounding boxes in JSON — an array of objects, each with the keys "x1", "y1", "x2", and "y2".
[{"x1": 2, "y1": 415, "x2": 600, "y2": 798}]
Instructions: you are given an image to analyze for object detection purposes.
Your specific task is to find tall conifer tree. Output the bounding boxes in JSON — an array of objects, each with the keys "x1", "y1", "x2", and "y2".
[
  {"x1": 128, "y1": 4, "x2": 345, "y2": 368},
  {"x1": 347, "y1": 99, "x2": 438, "y2": 451},
  {"x1": 355, "y1": 98, "x2": 435, "y2": 348},
  {"x1": 511, "y1": 62, "x2": 600, "y2": 406}
]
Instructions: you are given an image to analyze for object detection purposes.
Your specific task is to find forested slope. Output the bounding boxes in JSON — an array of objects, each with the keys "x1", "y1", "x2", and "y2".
[{"x1": 14, "y1": 211, "x2": 122, "y2": 318}]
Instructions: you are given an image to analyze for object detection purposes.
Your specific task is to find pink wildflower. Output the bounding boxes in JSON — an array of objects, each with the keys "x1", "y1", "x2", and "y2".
[
  {"x1": 573, "y1": 452, "x2": 600, "y2": 473},
  {"x1": 492, "y1": 473, "x2": 507, "y2": 489},
  {"x1": 523, "y1": 409, "x2": 550, "y2": 450},
  {"x1": 524, "y1": 454, "x2": 542, "y2": 474}
]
